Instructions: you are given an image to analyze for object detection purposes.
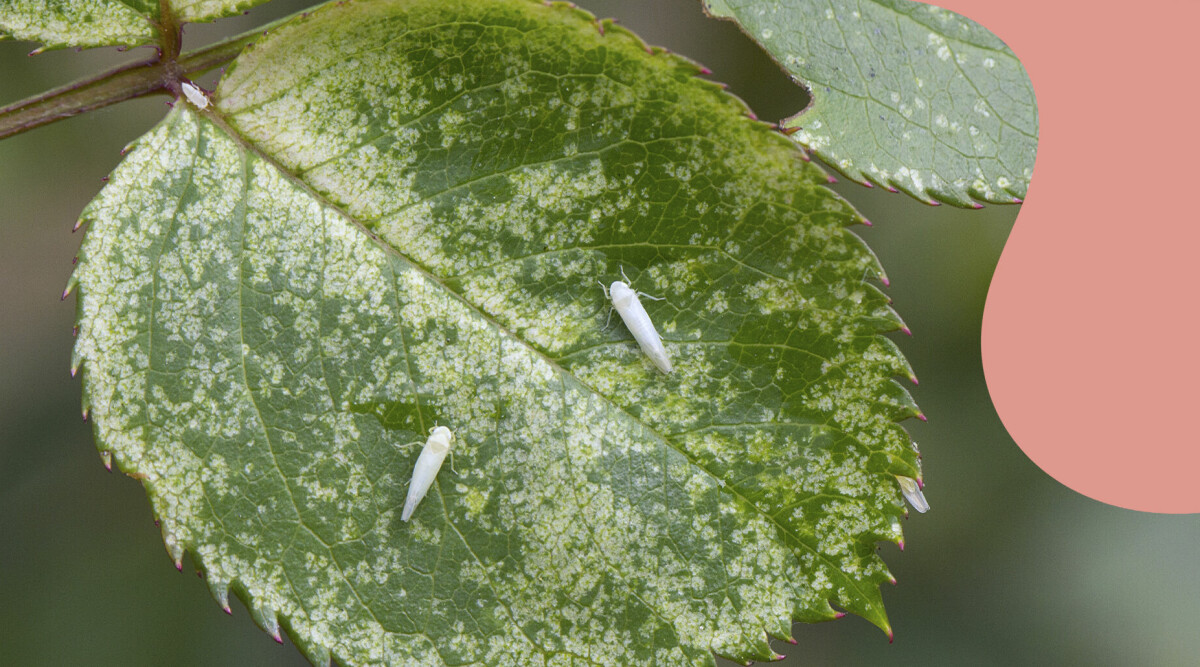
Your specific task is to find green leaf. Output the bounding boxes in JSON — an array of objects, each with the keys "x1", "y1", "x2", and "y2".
[
  {"x1": 702, "y1": 0, "x2": 1037, "y2": 206},
  {"x1": 0, "y1": 0, "x2": 274, "y2": 50},
  {"x1": 71, "y1": 0, "x2": 923, "y2": 663}
]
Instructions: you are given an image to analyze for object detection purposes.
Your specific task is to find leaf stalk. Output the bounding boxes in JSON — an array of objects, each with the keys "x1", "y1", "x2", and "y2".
[{"x1": 0, "y1": 29, "x2": 259, "y2": 141}]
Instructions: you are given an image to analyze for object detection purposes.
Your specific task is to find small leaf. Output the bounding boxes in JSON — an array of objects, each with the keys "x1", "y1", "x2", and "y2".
[
  {"x1": 73, "y1": 0, "x2": 922, "y2": 663},
  {"x1": 0, "y1": 0, "x2": 274, "y2": 50},
  {"x1": 702, "y1": 0, "x2": 1037, "y2": 206}
]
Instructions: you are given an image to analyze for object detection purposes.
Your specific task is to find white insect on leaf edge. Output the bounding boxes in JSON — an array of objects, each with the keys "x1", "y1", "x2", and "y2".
[
  {"x1": 180, "y1": 81, "x2": 209, "y2": 110},
  {"x1": 601, "y1": 268, "x2": 672, "y2": 374},
  {"x1": 897, "y1": 475, "x2": 930, "y2": 513},
  {"x1": 401, "y1": 426, "x2": 455, "y2": 522}
]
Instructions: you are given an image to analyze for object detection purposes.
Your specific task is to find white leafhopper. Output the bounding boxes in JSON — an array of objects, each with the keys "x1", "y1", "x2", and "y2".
[
  {"x1": 600, "y1": 268, "x2": 671, "y2": 374},
  {"x1": 180, "y1": 81, "x2": 209, "y2": 110},
  {"x1": 897, "y1": 475, "x2": 929, "y2": 513},
  {"x1": 401, "y1": 426, "x2": 455, "y2": 522}
]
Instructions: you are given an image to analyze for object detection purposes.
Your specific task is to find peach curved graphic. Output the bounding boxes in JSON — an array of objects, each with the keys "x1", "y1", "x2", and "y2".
[{"x1": 936, "y1": 1, "x2": 1200, "y2": 513}]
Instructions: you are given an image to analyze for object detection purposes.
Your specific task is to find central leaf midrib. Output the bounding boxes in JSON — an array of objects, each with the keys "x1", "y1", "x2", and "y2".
[{"x1": 202, "y1": 105, "x2": 883, "y2": 625}]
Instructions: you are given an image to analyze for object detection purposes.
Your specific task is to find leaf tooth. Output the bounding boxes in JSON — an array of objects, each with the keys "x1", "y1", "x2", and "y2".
[
  {"x1": 798, "y1": 591, "x2": 851, "y2": 627},
  {"x1": 60, "y1": 273, "x2": 77, "y2": 301},
  {"x1": 249, "y1": 603, "x2": 282, "y2": 644},
  {"x1": 161, "y1": 525, "x2": 184, "y2": 570},
  {"x1": 70, "y1": 344, "x2": 83, "y2": 376},
  {"x1": 712, "y1": 628, "x2": 779, "y2": 665},
  {"x1": 205, "y1": 574, "x2": 233, "y2": 615},
  {"x1": 99, "y1": 450, "x2": 111, "y2": 471}
]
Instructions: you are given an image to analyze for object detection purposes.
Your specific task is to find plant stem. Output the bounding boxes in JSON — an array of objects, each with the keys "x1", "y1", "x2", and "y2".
[{"x1": 0, "y1": 30, "x2": 259, "y2": 141}]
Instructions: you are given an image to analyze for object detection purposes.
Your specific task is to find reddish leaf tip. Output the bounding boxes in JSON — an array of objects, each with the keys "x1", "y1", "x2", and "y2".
[
  {"x1": 916, "y1": 412, "x2": 927, "y2": 422},
  {"x1": 900, "y1": 325, "x2": 911, "y2": 336},
  {"x1": 860, "y1": 218, "x2": 872, "y2": 227}
]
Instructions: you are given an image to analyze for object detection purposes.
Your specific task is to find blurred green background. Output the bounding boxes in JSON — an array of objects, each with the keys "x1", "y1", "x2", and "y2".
[{"x1": 2, "y1": 1, "x2": 1197, "y2": 665}]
